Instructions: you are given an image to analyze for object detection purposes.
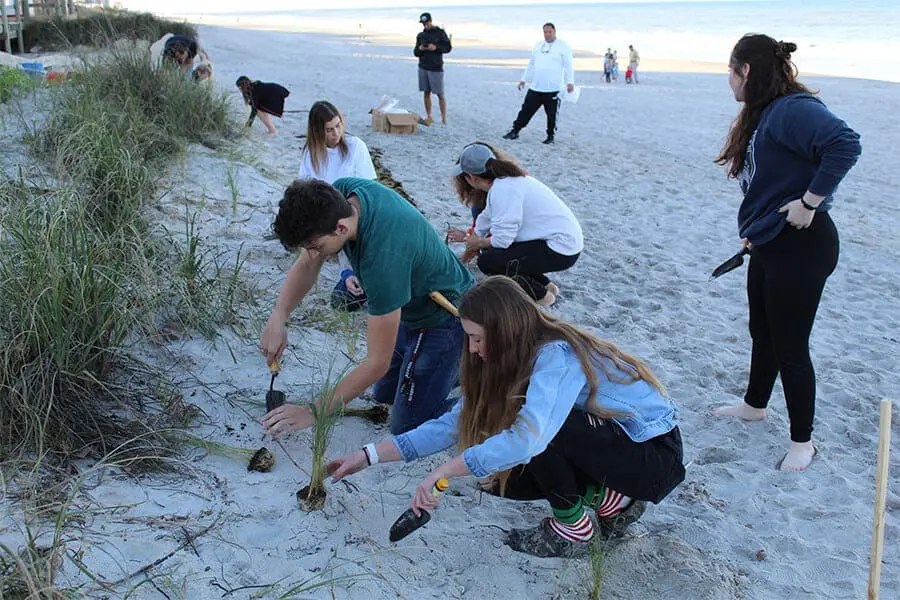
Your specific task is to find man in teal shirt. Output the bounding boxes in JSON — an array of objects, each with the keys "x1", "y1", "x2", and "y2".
[{"x1": 260, "y1": 177, "x2": 473, "y2": 435}]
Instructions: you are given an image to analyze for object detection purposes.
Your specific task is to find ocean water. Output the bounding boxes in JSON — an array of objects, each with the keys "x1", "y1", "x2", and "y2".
[{"x1": 125, "y1": 1, "x2": 900, "y2": 82}]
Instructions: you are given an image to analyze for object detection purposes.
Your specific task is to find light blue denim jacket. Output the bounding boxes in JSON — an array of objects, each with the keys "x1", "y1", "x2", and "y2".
[{"x1": 392, "y1": 340, "x2": 679, "y2": 478}]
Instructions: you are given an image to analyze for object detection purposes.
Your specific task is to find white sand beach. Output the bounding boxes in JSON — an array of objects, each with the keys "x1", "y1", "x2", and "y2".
[{"x1": 2, "y1": 21, "x2": 899, "y2": 600}]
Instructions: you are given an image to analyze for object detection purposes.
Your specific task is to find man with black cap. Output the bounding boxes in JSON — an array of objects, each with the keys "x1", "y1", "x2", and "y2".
[
  {"x1": 503, "y1": 23, "x2": 575, "y2": 144},
  {"x1": 414, "y1": 12, "x2": 452, "y2": 126}
]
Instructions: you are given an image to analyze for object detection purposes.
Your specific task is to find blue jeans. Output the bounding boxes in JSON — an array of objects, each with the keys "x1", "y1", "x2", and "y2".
[
  {"x1": 374, "y1": 318, "x2": 464, "y2": 434},
  {"x1": 330, "y1": 269, "x2": 367, "y2": 312}
]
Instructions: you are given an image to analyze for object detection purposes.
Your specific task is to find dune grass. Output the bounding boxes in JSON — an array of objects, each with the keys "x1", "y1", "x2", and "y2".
[
  {"x1": 23, "y1": 10, "x2": 197, "y2": 52},
  {"x1": 0, "y1": 43, "x2": 240, "y2": 467}
]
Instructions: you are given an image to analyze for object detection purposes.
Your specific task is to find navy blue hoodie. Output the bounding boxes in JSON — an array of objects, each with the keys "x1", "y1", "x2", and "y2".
[{"x1": 737, "y1": 93, "x2": 861, "y2": 245}]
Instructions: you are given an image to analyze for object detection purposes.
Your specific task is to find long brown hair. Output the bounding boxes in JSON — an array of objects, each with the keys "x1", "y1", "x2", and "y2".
[
  {"x1": 452, "y1": 143, "x2": 528, "y2": 213},
  {"x1": 457, "y1": 276, "x2": 665, "y2": 493},
  {"x1": 303, "y1": 101, "x2": 349, "y2": 176},
  {"x1": 715, "y1": 34, "x2": 815, "y2": 179}
]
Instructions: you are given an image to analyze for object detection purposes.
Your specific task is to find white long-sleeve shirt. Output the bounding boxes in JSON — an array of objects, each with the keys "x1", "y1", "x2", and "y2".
[
  {"x1": 297, "y1": 135, "x2": 376, "y2": 183},
  {"x1": 522, "y1": 39, "x2": 575, "y2": 93},
  {"x1": 475, "y1": 176, "x2": 583, "y2": 256}
]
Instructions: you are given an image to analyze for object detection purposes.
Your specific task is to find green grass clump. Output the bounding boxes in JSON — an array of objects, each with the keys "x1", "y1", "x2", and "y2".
[
  {"x1": 23, "y1": 10, "x2": 197, "y2": 51},
  {"x1": 0, "y1": 67, "x2": 37, "y2": 104},
  {"x1": 36, "y1": 48, "x2": 233, "y2": 232},
  {"x1": 0, "y1": 42, "x2": 240, "y2": 465}
]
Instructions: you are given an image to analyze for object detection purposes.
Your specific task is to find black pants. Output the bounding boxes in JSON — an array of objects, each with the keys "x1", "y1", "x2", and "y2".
[
  {"x1": 501, "y1": 411, "x2": 685, "y2": 512},
  {"x1": 744, "y1": 212, "x2": 839, "y2": 442},
  {"x1": 512, "y1": 90, "x2": 560, "y2": 137},
  {"x1": 476, "y1": 240, "x2": 579, "y2": 300}
]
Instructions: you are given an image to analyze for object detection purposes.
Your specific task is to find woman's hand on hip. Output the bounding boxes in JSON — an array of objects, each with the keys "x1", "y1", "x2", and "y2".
[{"x1": 779, "y1": 199, "x2": 815, "y2": 229}]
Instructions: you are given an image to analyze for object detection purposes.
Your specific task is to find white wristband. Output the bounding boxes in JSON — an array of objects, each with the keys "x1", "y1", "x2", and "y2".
[{"x1": 364, "y1": 443, "x2": 379, "y2": 466}]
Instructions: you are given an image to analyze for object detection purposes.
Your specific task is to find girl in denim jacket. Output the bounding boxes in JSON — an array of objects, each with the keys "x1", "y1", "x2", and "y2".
[{"x1": 328, "y1": 275, "x2": 685, "y2": 558}]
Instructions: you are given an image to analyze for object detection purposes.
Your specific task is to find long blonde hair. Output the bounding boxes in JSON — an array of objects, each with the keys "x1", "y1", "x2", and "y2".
[
  {"x1": 303, "y1": 101, "x2": 349, "y2": 176},
  {"x1": 457, "y1": 276, "x2": 665, "y2": 493}
]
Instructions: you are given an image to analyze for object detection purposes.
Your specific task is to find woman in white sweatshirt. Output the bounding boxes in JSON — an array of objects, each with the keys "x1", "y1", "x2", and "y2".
[
  {"x1": 297, "y1": 101, "x2": 377, "y2": 311},
  {"x1": 452, "y1": 143, "x2": 583, "y2": 307}
]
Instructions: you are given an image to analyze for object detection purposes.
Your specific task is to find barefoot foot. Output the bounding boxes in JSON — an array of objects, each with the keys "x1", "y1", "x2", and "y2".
[
  {"x1": 712, "y1": 401, "x2": 766, "y2": 421},
  {"x1": 779, "y1": 441, "x2": 816, "y2": 471},
  {"x1": 537, "y1": 291, "x2": 557, "y2": 307}
]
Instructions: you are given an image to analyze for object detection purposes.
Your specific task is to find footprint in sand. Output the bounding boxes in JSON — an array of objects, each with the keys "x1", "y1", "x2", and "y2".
[{"x1": 695, "y1": 446, "x2": 739, "y2": 465}]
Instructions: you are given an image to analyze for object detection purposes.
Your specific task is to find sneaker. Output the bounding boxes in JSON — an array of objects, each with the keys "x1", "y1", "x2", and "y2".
[
  {"x1": 503, "y1": 128, "x2": 520, "y2": 140},
  {"x1": 505, "y1": 518, "x2": 589, "y2": 558},
  {"x1": 598, "y1": 500, "x2": 646, "y2": 539},
  {"x1": 542, "y1": 135, "x2": 555, "y2": 144}
]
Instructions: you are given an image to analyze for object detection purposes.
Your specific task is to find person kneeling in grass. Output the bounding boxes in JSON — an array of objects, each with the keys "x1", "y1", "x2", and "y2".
[
  {"x1": 328, "y1": 275, "x2": 685, "y2": 558},
  {"x1": 260, "y1": 178, "x2": 473, "y2": 436}
]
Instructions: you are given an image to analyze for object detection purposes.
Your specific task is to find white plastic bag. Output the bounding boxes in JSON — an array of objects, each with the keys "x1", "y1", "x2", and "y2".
[{"x1": 560, "y1": 86, "x2": 581, "y2": 104}]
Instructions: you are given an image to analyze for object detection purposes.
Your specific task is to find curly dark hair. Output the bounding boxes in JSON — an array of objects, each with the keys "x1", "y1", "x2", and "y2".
[
  {"x1": 716, "y1": 34, "x2": 814, "y2": 179},
  {"x1": 272, "y1": 179, "x2": 353, "y2": 251}
]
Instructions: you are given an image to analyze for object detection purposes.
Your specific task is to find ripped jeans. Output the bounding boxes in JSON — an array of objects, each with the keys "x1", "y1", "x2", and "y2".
[{"x1": 373, "y1": 317, "x2": 464, "y2": 435}]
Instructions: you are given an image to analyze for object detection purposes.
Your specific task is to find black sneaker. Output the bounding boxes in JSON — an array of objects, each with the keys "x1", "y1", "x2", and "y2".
[
  {"x1": 505, "y1": 518, "x2": 589, "y2": 558},
  {"x1": 503, "y1": 128, "x2": 520, "y2": 140},
  {"x1": 598, "y1": 500, "x2": 646, "y2": 539},
  {"x1": 542, "y1": 135, "x2": 555, "y2": 144}
]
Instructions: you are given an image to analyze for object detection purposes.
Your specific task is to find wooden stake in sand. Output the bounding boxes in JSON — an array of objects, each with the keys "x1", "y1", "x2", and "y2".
[{"x1": 868, "y1": 398, "x2": 892, "y2": 600}]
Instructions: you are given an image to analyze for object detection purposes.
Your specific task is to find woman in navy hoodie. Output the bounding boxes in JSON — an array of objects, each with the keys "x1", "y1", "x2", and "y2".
[{"x1": 713, "y1": 34, "x2": 861, "y2": 471}]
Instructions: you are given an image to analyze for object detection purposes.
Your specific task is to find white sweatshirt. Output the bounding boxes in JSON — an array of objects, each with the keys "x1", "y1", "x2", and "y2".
[
  {"x1": 297, "y1": 135, "x2": 376, "y2": 183},
  {"x1": 522, "y1": 39, "x2": 575, "y2": 93},
  {"x1": 475, "y1": 176, "x2": 583, "y2": 256}
]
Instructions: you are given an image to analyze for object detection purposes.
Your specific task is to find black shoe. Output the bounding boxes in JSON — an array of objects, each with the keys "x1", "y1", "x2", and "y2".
[
  {"x1": 505, "y1": 518, "x2": 589, "y2": 558},
  {"x1": 503, "y1": 128, "x2": 520, "y2": 140},
  {"x1": 542, "y1": 136, "x2": 555, "y2": 144},
  {"x1": 598, "y1": 500, "x2": 646, "y2": 539}
]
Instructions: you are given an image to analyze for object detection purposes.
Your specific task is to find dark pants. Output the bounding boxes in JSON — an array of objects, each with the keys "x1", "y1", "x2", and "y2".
[
  {"x1": 512, "y1": 89, "x2": 560, "y2": 137},
  {"x1": 501, "y1": 411, "x2": 685, "y2": 513},
  {"x1": 373, "y1": 317, "x2": 464, "y2": 435},
  {"x1": 330, "y1": 274, "x2": 367, "y2": 312},
  {"x1": 477, "y1": 240, "x2": 579, "y2": 300},
  {"x1": 744, "y1": 213, "x2": 839, "y2": 443}
]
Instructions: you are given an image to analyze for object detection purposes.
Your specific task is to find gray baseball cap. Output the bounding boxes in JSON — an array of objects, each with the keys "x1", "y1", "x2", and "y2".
[{"x1": 453, "y1": 143, "x2": 496, "y2": 176}]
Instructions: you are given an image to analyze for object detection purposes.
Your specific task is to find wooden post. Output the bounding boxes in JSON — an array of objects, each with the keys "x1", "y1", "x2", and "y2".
[
  {"x1": 15, "y1": 0, "x2": 23, "y2": 53},
  {"x1": 868, "y1": 399, "x2": 892, "y2": 600},
  {"x1": 22, "y1": 0, "x2": 29, "y2": 19},
  {"x1": 1, "y1": 5, "x2": 11, "y2": 54}
]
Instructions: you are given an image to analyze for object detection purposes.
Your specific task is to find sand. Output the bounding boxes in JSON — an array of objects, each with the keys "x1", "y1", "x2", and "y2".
[{"x1": 1, "y1": 23, "x2": 898, "y2": 600}]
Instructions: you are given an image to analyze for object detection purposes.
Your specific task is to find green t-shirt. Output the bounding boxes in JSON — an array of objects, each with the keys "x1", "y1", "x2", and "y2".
[{"x1": 332, "y1": 177, "x2": 474, "y2": 329}]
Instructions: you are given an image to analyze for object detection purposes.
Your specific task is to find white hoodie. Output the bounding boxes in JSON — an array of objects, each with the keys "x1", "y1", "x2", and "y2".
[
  {"x1": 522, "y1": 39, "x2": 575, "y2": 93},
  {"x1": 475, "y1": 176, "x2": 583, "y2": 256}
]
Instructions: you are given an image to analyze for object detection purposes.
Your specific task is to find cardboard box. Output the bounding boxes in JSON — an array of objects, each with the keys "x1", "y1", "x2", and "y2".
[{"x1": 371, "y1": 110, "x2": 419, "y2": 134}]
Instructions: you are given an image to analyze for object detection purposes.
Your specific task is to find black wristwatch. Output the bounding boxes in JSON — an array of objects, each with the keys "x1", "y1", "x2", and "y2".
[{"x1": 800, "y1": 198, "x2": 818, "y2": 211}]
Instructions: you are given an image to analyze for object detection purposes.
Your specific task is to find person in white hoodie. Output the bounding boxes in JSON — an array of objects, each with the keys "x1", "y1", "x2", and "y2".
[
  {"x1": 452, "y1": 143, "x2": 582, "y2": 307},
  {"x1": 297, "y1": 101, "x2": 377, "y2": 311},
  {"x1": 503, "y1": 23, "x2": 575, "y2": 144}
]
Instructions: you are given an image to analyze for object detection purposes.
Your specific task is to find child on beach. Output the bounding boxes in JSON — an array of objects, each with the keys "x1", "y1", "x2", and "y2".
[
  {"x1": 452, "y1": 143, "x2": 582, "y2": 307},
  {"x1": 260, "y1": 178, "x2": 473, "y2": 436},
  {"x1": 625, "y1": 66, "x2": 634, "y2": 83},
  {"x1": 297, "y1": 101, "x2": 377, "y2": 313},
  {"x1": 713, "y1": 34, "x2": 861, "y2": 471},
  {"x1": 235, "y1": 76, "x2": 290, "y2": 136},
  {"x1": 327, "y1": 276, "x2": 686, "y2": 558}
]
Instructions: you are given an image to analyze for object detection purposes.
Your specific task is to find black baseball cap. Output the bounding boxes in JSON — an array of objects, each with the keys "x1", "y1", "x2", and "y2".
[{"x1": 419, "y1": 12, "x2": 432, "y2": 24}]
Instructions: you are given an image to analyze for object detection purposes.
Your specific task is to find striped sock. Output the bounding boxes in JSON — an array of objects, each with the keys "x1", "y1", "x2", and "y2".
[
  {"x1": 596, "y1": 489, "x2": 631, "y2": 519},
  {"x1": 549, "y1": 503, "x2": 594, "y2": 543}
]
